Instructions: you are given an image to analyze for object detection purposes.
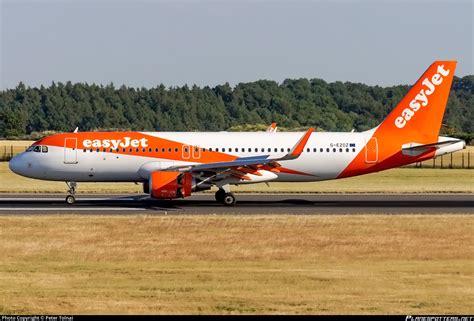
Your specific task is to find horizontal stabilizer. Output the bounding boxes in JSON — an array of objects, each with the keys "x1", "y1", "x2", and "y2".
[{"x1": 402, "y1": 139, "x2": 462, "y2": 156}]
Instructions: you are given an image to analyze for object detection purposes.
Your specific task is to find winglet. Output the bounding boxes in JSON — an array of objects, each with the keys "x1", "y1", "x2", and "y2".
[
  {"x1": 266, "y1": 122, "x2": 278, "y2": 133},
  {"x1": 280, "y1": 127, "x2": 314, "y2": 160}
]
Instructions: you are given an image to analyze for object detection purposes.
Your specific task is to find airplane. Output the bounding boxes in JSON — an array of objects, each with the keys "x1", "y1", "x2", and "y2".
[{"x1": 9, "y1": 61, "x2": 466, "y2": 206}]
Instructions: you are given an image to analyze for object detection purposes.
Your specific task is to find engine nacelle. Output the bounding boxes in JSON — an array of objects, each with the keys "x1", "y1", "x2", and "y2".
[{"x1": 148, "y1": 171, "x2": 192, "y2": 199}]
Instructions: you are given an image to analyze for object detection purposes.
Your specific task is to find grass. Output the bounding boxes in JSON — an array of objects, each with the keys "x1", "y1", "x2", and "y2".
[
  {"x1": 1, "y1": 162, "x2": 472, "y2": 193},
  {"x1": 0, "y1": 140, "x2": 33, "y2": 147},
  {"x1": 0, "y1": 215, "x2": 472, "y2": 314}
]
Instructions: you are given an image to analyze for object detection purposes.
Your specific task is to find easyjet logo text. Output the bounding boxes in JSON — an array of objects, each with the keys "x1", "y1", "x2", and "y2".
[
  {"x1": 83, "y1": 137, "x2": 148, "y2": 149},
  {"x1": 394, "y1": 65, "x2": 450, "y2": 129}
]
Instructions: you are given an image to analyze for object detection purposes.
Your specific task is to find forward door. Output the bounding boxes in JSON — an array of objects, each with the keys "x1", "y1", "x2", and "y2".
[{"x1": 64, "y1": 138, "x2": 78, "y2": 164}]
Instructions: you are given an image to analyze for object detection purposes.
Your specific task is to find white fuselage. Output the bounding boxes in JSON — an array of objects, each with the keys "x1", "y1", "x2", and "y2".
[{"x1": 11, "y1": 131, "x2": 371, "y2": 182}]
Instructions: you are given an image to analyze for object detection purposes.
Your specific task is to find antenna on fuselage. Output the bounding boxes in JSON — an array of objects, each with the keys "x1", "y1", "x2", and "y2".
[{"x1": 73, "y1": 127, "x2": 79, "y2": 133}]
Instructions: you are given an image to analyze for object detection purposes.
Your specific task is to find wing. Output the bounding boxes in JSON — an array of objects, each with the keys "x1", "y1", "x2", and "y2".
[{"x1": 167, "y1": 128, "x2": 314, "y2": 176}]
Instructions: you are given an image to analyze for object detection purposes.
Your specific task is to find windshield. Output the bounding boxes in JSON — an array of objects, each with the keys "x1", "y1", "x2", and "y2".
[{"x1": 26, "y1": 145, "x2": 48, "y2": 153}]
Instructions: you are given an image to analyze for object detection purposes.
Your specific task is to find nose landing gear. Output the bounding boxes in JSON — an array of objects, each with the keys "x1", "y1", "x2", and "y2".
[{"x1": 65, "y1": 181, "x2": 77, "y2": 205}]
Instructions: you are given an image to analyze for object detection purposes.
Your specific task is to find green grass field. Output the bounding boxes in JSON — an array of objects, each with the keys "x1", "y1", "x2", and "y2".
[
  {"x1": 1, "y1": 162, "x2": 472, "y2": 193},
  {"x1": 0, "y1": 215, "x2": 472, "y2": 314}
]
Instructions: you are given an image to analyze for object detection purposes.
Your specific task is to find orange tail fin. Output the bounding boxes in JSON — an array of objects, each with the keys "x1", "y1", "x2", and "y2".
[
  {"x1": 339, "y1": 61, "x2": 457, "y2": 178},
  {"x1": 377, "y1": 60, "x2": 456, "y2": 144}
]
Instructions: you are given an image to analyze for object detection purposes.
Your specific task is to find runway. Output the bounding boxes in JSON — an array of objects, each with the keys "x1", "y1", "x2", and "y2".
[{"x1": 0, "y1": 193, "x2": 472, "y2": 215}]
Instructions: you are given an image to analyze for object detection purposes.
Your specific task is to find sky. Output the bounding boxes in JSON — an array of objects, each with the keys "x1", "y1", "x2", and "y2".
[{"x1": 1, "y1": 0, "x2": 472, "y2": 89}]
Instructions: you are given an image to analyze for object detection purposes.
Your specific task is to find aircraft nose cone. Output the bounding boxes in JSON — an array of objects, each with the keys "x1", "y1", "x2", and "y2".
[{"x1": 9, "y1": 154, "x2": 26, "y2": 175}]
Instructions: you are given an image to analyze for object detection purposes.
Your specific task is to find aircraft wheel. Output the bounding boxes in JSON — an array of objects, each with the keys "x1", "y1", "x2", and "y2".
[
  {"x1": 66, "y1": 195, "x2": 76, "y2": 205},
  {"x1": 215, "y1": 189, "x2": 226, "y2": 203},
  {"x1": 222, "y1": 193, "x2": 236, "y2": 206}
]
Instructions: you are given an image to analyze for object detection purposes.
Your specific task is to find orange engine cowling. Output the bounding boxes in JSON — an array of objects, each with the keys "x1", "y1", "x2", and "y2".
[{"x1": 149, "y1": 171, "x2": 192, "y2": 199}]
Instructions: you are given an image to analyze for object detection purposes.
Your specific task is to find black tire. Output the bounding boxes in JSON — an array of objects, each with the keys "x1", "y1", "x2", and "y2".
[
  {"x1": 66, "y1": 195, "x2": 76, "y2": 205},
  {"x1": 222, "y1": 193, "x2": 236, "y2": 206},
  {"x1": 215, "y1": 189, "x2": 226, "y2": 203}
]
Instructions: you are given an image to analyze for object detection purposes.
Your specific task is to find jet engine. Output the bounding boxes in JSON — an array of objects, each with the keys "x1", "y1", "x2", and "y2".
[{"x1": 144, "y1": 171, "x2": 211, "y2": 199}]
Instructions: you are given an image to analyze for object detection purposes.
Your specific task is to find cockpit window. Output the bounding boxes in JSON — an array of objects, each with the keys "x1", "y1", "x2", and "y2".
[{"x1": 27, "y1": 145, "x2": 48, "y2": 153}]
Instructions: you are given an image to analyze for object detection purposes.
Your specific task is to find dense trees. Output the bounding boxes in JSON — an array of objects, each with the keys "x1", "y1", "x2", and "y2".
[{"x1": 0, "y1": 76, "x2": 472, "y2": 139}]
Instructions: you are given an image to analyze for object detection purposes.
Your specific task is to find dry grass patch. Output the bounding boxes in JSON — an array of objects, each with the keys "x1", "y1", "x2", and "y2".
[{"x1": 0, "y1": 215, "x2": 472, "y2": 314}]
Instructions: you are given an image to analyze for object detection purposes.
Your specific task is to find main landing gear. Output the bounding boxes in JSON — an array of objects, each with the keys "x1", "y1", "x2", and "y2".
[
  {"x1": 65, "y1": 181, "x2": 77, "y2": 205},
  {"x1": 215, "y1": 186, "x2": 236, "y2": 206}
]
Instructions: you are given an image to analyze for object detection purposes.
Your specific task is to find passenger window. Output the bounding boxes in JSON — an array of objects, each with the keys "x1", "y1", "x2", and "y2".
[
  {"x1": 339, "y1": 148, "x2": 342, "y2": 152},
  {"x1": 274, "y1": 148, "x2": 278, "y2": 152},
  {"x1": 155, "y1": 148, "x2": 159, "y2": 152},
  {"x1": 320, "y1": 148, "x2": 323, "y2": 152},
  {"x1": 287, "y1": 148, "x2": 290, "y2": 152},
  {"x1": 306, "y1": 148, "x2": 310, "y2": 152},
  {"x1": 313, "y1": 148, "x2": 317, "y2": 152},
  {"x1": 261, "y1": 148, "x2": 264, "y2": 152},
  {"x1": 248, "y1": 148, "x2": 251, "y2": 152},
  {"x1": 281, "y1": 148, "x2": 284, "y2": 152},
  {"x1": 103, "y1": 148, "x2": 107, "y2": 152},
  {"x1": 333, "y1": 148, "x2": 336, "y2": 152},
  {"x1": 136, "y1": 148, "x2": 139, "y2": 152},
  {"x1": 83, "y1": 149, "x2": 86, "y2": 153},
  {"x1": 90, "y1": 149, "x2": 93, "y2": 152},
  {"x1": 346, "y1": 148, "x2": 349, "y2": 152},
  {"x1": 326, "y1": 148, "x2": 330, "y2": 152},
  {"x1": 229, "y1": 148, "x2": 232, "y2": 152},
  {"x1": 149, "y1": 148, "x2": 152, "y2": 152},
  {"x1": 254, "y1": 148, "x2": 258, "y2": 152},
  {"x1": 267, "y1": 148, "x2": 271, "y2": 152},
  {"x1": 168, "y1": 148, "x2": 172, "y2": 152},
  {"x1": 352, "y1": 148, "x2": 356, "y2": 152}
]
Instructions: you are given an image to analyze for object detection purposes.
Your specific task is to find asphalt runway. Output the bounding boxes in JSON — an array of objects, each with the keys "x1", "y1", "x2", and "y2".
[{"x1": 0, "y1": 193, "x2": 472, "y2": 215}]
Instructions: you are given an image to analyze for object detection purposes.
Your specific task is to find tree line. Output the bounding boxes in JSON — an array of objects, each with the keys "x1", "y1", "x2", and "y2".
[{"x1": 0, "y1": 76, "x2": 472, "y2": 140}]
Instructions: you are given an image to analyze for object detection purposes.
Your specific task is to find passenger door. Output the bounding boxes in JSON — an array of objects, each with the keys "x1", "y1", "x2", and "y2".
[
  {"x1": 365, "y1": 137, "x2": 378, "y2": 164},
  {"x1": 64, "y1": 138, "x2": 78, "y2": 164}
]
